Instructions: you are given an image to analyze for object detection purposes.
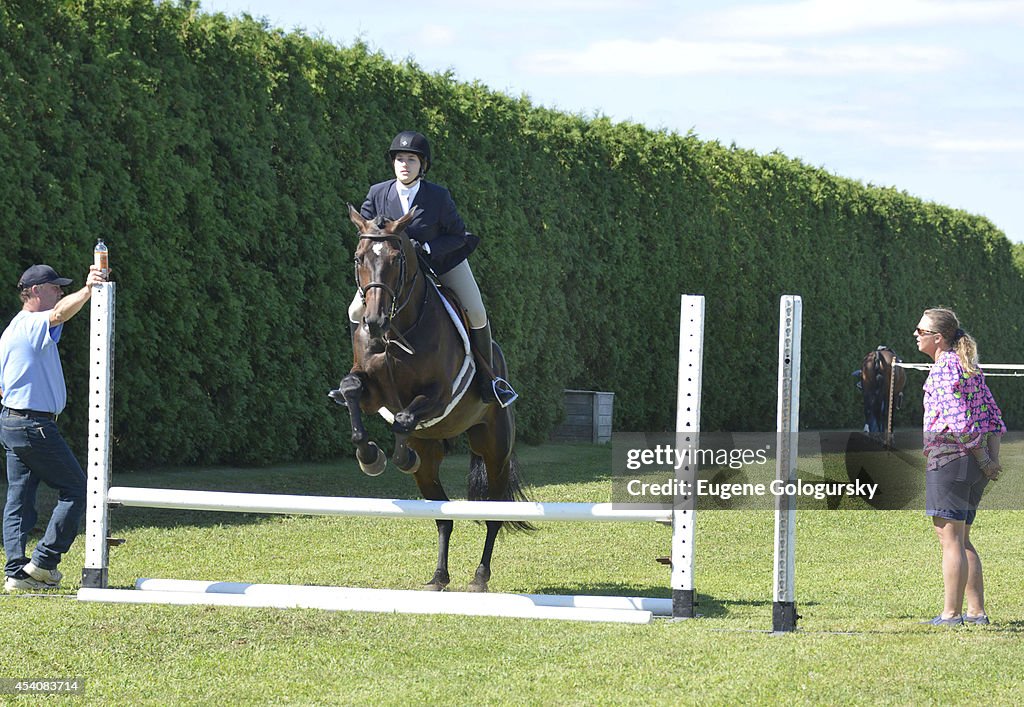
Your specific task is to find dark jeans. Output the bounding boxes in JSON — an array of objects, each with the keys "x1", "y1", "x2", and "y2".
[{"x1": 2, "y1": 409, "x2": 86, "y2": 575}]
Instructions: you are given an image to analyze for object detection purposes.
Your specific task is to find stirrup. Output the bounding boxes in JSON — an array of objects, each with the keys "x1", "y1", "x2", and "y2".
[{"x1": 491, "y1": 377, "x2": 518, "y2": 408}]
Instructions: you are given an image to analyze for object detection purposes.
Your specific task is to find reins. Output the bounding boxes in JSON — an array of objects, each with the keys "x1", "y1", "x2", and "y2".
[{"x1": 355, "y1": 233, "x2": 426, "y2": 356}]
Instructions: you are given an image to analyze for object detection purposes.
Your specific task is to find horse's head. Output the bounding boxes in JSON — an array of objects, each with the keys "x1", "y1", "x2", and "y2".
[
  {"x1": 348, "y1": 204, "x2": 420, "y2": 346},
  {"x1": 858, "y1": 346, "x2": 907, "y2": 435}
]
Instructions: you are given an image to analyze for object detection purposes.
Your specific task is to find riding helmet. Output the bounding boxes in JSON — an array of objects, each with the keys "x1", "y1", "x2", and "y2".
[{"x1": 388, "y1": 131, "x2": 431, "y2": 174}]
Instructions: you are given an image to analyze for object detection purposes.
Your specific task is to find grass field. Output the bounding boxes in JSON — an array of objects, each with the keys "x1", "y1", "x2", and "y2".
[{"x1": 1, "y1": 441, "x2": 1022, "y2": 705}]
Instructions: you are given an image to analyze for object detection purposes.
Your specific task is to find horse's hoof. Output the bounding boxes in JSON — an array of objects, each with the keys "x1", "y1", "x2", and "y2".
[
  {"x1": 394, "y1": 411, "x2": 416, "y2": 434},
  {"x1": 468, "y1": 565, "x2": 490, "y2": 592},
  {"x1": 358, "y1": 442, "x2": 386, "y2": 477},
  {"x1": 424, "y1": 571, "x2": 449, "y2": 591},
  {"x1": 396, "y1": 449, "x2": 420, "y2": 475}
]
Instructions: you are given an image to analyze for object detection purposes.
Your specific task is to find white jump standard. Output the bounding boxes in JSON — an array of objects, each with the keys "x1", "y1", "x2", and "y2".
[
  {"x1": 671, "y1": 294, "x2": 704, "y2": 618},
  {"x1": 773, "y1": 295, "x2": 801, "y2": 633},
  {"x1": 82, "y1": 280, "x2": 115, "y2": 589},
  {"x1": 78, "y1": 291, "x2": 802, "y2": 627}
]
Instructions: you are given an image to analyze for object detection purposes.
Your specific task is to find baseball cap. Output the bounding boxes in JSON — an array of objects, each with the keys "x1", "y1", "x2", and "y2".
[{"x1": 17, "y1": 264, "x2": 74, "y2": 289}]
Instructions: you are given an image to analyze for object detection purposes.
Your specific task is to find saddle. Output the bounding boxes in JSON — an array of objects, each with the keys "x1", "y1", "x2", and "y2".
[
  {"x1": 374, "y1": 280, "x2": 476, "y2": 430},
  {"x1": 433, "y1": 280, "x2": 502, "y2": 383}
]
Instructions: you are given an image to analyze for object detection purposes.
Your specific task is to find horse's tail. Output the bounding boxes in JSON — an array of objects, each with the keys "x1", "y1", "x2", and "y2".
[{"x1": 467, "y1": 451, "x2": 535, "y2": 533}]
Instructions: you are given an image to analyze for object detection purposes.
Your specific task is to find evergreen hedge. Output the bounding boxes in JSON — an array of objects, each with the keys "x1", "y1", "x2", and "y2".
[{"x1": 2, "y1": 0, "x2": 1021, "y2": 468}]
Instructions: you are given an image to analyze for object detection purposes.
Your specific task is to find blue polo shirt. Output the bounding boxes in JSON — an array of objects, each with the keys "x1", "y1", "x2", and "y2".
[{"x1": 0, "y1": 310, "x2": 66, "y2": 414}]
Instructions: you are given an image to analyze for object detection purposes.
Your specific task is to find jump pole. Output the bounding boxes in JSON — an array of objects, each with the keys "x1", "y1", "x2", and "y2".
[
  {"x1": 132, "y1": 578, "x2": 672, "y2": 615},
  {"x1": 103, "y1": 488, "x2": 671, "y2": 523},
  {"x1": 772, "y1": 295, "x2": 801, "y2": 633},
  {"x1": 78, "y1": 586, "x2": 655, "y2": 624},
  {"x1": 77, "y1": 579, "x2": 666, "y2": 623}
]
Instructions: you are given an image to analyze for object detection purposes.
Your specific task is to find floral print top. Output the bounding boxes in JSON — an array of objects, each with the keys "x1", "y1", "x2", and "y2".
[{"x1": 923, "y1": 350, "x2": 1006, "y2": 471}]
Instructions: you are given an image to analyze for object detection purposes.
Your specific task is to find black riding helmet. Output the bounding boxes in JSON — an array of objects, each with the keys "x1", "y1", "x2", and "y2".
[{"x1": 388, "y1": 131, "x2": 431, "y2": 175}]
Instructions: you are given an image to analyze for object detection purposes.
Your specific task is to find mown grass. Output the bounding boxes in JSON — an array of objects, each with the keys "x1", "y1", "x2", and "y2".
[{"x1": 1, "y1": 442, "x2": 1022, "y2": 705}]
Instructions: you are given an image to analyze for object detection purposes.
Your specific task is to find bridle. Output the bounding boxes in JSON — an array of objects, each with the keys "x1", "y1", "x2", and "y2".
[{"x1": 355, "y1": 233, "x2": 425, "y2": 354}]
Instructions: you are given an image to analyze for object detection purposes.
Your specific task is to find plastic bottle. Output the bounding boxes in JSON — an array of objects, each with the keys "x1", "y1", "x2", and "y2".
[{"x1": 94, "y1": 239, "x2": 109, "y2": 275}]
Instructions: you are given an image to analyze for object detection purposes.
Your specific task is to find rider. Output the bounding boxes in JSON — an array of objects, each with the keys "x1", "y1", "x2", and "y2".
[{"x1": 349, "y1": 130, "x2": 518, "y2": 408}]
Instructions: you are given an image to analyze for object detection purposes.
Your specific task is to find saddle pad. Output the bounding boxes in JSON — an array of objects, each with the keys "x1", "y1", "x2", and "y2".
[{"x1": 376, "y1": 282, "x2": 475, "y2": 430}]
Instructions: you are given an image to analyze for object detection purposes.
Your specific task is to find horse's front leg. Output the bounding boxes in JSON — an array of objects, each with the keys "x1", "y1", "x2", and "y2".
[
  {"x1": 330, "y1": 373, "x2": 386, "y2": 476},
  {"x1": 391, "y1": 390, "x2": 445, "y2": 474}
]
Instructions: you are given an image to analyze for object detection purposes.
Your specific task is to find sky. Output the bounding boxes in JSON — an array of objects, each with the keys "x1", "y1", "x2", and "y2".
[{"x1": 200, "y1": 0, "x2": 1024, "y2": 243}]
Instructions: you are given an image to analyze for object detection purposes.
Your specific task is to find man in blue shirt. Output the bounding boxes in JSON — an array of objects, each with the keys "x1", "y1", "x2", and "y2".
[{"x1": 1, "y1": 262, "x2": 105, "y2": 591}]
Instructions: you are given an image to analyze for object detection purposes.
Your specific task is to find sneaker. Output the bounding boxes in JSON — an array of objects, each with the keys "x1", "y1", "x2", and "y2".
[
  {"x1": 921, "y1": 615, "x2": 964, "y2": 627},
  {"x1": 23, "y1": 562, "x2": 62, "y2": 587},
  {"x1": 963, "y1": 614, "x2": 991, "y2": 625},
  {"x1": 4, "y1": 570, "x2": 52, "y2": 592}
]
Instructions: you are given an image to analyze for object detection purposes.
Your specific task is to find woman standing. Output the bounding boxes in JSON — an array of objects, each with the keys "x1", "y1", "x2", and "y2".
[{"x1": 914, "y1": 308, "x2": 1004, "y2": 626}]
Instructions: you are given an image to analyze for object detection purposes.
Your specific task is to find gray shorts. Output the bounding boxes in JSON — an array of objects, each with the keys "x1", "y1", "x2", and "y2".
[{"x1": 926, "y1": 454, "x2": 989, "y2": 524}]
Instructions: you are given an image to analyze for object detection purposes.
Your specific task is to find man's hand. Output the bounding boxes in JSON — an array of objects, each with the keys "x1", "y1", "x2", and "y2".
[{"x1": 85, "y1": 264, "x2": 108, "y2": 287}]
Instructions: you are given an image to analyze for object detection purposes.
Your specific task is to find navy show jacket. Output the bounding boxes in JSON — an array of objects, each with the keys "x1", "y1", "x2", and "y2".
[{"x1": 360, "y1": 179, "x2": 480, "y2": 275}]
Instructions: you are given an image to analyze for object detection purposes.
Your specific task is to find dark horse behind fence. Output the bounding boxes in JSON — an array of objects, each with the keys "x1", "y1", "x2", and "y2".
[
  {"x1": 329, "y1": 205, "x2": 530, "y2": 593},
  {"x1": 853, "y1": 346, "x2": 906, "y2": 438}
]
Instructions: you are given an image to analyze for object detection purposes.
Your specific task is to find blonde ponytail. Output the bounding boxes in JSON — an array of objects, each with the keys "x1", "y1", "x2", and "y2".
[
  {"x1": 923, "y1": 308, "x2": 981, "y2": 376},
  {"x1": 954, "y1": 331, "x2": 980, "y2": 376}
]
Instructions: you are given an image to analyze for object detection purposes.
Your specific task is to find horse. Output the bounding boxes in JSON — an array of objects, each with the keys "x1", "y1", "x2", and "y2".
[
  {"x1": 852, "y1": 346, "x2": 906, "y2": 438},
  {"x1": 329, "y1": 204, "x2": 530, "y2": 593}
]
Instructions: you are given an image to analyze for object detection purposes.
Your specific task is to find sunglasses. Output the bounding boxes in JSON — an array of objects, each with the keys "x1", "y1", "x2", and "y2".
[{"x1": 915, "y1": 327, "x2": 939, "y2": 336}]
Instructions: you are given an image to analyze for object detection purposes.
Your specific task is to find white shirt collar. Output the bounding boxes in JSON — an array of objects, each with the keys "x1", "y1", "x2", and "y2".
[{"x1": 396, "y1": 180, "x2": 420, "y2": 199}]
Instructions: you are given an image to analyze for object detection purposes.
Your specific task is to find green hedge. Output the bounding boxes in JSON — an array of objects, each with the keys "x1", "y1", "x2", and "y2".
[{"x1": 2, "y1": 0, "x2": 1022, "y2": 468}]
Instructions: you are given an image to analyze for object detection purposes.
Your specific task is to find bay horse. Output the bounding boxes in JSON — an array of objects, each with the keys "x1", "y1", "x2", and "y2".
[
  {"x1": 853, "y1": 346, "x2": 906, "y2": 439},
  {"x1": 329, "y1": 205, "x2": 530, "y2": 593}
]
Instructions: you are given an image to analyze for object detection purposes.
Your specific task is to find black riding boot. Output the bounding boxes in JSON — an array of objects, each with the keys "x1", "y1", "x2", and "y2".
[{"x1": 469, "y1": 323, "x2": 518, "y2": 408}]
